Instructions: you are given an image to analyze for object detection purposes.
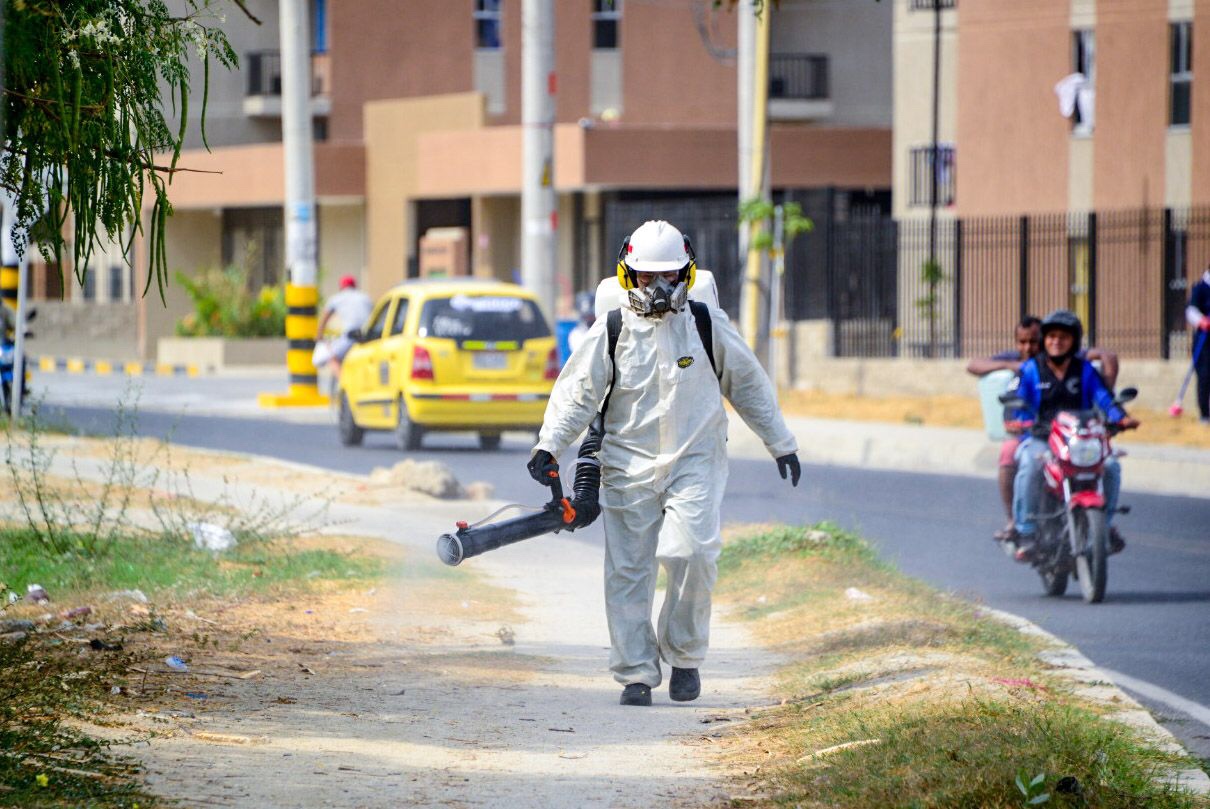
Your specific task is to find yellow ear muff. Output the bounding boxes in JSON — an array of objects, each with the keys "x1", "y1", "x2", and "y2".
[
  {"x1": 682, "y1": 235, "x2": 697, "y2": 290},
  {"x1": 617, "y1": 260, "x2": 635, "y2": 290},
  {"x1": 616, "y1": 237, "x2": 637, "y2": 290}
]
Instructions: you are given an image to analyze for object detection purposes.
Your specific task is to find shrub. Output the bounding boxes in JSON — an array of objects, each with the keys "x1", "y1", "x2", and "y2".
[{"x1": 174, "y1": 264, "x2": 286, "y2": 338}]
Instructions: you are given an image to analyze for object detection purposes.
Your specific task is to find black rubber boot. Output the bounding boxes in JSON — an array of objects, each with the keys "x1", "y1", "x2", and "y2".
[
  {"x1": 669, "y1": 667, "x2": 701, "y2": 702},
  {"x1": 619, "y1": 683, "x2": 652, "y2": 706}
]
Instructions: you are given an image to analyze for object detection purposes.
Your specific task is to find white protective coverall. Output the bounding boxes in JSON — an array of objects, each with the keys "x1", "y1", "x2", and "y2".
[{"x1": 535, "y1": 303, "x2": 797, "y2": 687}]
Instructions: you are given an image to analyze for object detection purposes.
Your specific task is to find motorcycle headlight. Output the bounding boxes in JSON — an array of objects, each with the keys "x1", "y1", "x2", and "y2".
[{"x1": 1067, "y1": 436, "x2": 1102, "y2": 467}]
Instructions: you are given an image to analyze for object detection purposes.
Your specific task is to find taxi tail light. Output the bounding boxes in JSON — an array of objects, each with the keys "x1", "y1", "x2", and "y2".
[
  {"x1": 544, "y1": 348, "x2": 560, "y2": 380},
  {"x1": 412, "y1": 345, "x2": 434, "y2": 380}
]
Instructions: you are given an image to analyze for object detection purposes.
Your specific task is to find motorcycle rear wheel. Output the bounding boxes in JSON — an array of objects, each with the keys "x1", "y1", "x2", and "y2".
[{"x1": 1074, "y1": 508, "x2": 1108, "y2": 603}]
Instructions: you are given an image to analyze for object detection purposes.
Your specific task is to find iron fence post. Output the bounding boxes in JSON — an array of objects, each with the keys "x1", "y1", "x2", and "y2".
[
  {"x1": 826, "y1": 187, "x2": 839, "y2": 356},
  {"x1": 953, "y1": 218, "x2": 962, "y2": 357},
  {"x1": 1161, "y1": 208, "x2": 1173, "y2": 359},
  {"x1": 1087, "y1": 211, "x2": 1097, "y2": 347},
  {"x1": 1018, "y1": 215, "x2": 1029, "y2": 320}
]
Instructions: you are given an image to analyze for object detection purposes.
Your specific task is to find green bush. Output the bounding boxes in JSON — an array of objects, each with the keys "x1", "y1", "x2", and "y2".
[{"x1": 174, "y1": 265, "x2": 286, "y2": 338}]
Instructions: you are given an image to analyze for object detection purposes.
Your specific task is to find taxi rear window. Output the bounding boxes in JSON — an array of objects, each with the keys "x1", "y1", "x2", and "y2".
[{"x1": 417, "y1": 295, "x2": 551, "y2": 342}]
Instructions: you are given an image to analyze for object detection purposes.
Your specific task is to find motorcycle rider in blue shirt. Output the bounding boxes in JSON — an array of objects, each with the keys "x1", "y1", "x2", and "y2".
[{"x1": 1008, "y1": 310, "x2": 1139, "y2": 562}]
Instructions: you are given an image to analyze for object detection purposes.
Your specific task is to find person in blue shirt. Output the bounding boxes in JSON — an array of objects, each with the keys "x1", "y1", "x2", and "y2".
[
  {"x1": 1186, "y1": 268, "x2": 1210, "y2": 423},
  {"x1": 1007, "y1": 309, "x2": 1139, "y2": 562}
]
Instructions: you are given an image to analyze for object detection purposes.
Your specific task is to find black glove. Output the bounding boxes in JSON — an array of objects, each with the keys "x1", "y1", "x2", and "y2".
[
  {"x1": 776, "y1": 453, "x2": 801, "y2": 487},
  {"x1": 527, "y1": 450, "x2": 559, "y2": 485}
]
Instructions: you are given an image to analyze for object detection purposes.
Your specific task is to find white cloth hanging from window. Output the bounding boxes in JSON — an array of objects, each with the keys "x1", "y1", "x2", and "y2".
[{"x1": 1054, "y1": 73, "x2": 1085, "y2": 117}]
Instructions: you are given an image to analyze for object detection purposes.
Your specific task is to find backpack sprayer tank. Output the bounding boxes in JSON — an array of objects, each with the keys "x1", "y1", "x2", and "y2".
[{"x1": 436, "y1": 420, "x2": 605, "y2": 566}]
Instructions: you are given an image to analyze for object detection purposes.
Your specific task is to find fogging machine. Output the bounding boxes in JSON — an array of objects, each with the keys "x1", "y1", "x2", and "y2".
[{"x1": 435, "y1": 423, "x2": 604, "y2": 566}]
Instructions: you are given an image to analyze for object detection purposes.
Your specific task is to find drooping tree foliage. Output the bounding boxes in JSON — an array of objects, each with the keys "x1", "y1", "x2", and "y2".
[{"x1": 2, "y1": 0, "x2": 245, "y2": 299}]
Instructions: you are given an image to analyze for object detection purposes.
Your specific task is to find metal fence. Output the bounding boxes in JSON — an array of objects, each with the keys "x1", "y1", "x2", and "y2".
[
  {"x1": 598, "y1": 196, "x2": 1206, "y2": 361},
  {"x1": 780, "y1": 204, "x2": 1210, "y2": 359},
  {"x1": 246, "y1": 50, "x2": 282, "y2": 96},
  {"x1": 602, "y1": 194, "x2": 743, "y2": 312}
]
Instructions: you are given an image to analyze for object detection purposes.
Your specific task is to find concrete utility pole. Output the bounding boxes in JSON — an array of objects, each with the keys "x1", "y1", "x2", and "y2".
[
  {"x1": 521, "y1": 0, "x2": 557, "y2": 323},
  {"x1": 261, "y1": 0, "x2": 325, "y2": 407},
  {"x1": 737, "y1": 2, "x2": 754, "y2": 231},
  {"x1": 926, "y1": 0, "x2": 942, "y2": 358},
  {"x1": 738, "y1": 1, "x2": 771, "y2": 361}
]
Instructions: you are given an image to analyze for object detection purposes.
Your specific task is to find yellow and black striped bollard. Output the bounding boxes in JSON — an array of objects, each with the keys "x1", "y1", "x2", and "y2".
[{"x1": 258, "y1": 283, "x2": 328, "y2": 407}]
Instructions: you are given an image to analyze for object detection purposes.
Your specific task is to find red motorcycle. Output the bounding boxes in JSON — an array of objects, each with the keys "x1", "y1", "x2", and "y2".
[{"x1": 1001, "y1": 387, "x2": 1136, "y2": 603}]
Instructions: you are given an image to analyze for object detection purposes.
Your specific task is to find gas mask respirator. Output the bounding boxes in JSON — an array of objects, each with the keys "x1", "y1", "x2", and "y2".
[{"x1": 627, "y1": 276, "x2": 688, "y2": 318}]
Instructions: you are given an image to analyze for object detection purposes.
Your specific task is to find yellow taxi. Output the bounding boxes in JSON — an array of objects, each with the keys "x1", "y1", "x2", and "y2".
[{"x1": 336, "y1": 279, "x2": 558, "y2": 450}]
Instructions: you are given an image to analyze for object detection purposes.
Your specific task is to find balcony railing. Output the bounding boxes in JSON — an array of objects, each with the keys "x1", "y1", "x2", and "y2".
[
  {"x1": 769, "y1": 54, "x2": 829, "y2": 101},
  {"x1": 246, "y1": 50, "x2": 329, "y2": 97},
  {"x1": 247, "y1": 50, "x2": 282, "y2": 96},
  {"x1": 909, "y1": 0, "x2": 955, "y2": 10}
]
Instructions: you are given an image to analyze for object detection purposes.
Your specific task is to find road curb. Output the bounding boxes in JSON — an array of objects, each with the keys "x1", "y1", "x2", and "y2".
[
  {"x1": 36, "y1": 356, "x2": 212, "y2": 377},
  {"x1": 979, "y1": 606, "x2": 1210, "y2": 795},
  {"x1": 726, "y1": 415, "x2": 1210, "y2": 500}
]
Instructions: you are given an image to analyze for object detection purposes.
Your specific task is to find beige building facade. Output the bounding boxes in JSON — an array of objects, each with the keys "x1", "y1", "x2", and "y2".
[
  {"x1": 133, "y1": 0, "x2": 894, "y2": 361},
  {"x1": 32, "y1": 2, "x2": 894, "y2": 362}
]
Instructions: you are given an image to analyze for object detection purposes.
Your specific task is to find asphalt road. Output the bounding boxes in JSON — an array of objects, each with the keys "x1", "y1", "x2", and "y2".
[{"x1": 48, "y1": 404, "x2": 1210, "y2": 764}]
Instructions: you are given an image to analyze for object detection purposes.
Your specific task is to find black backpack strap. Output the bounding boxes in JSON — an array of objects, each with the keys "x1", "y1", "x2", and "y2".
[
  {"x1": 599, "y1": 308, "x2": 623, "y2": 418},
  {"x1": 688, "y1": 301, "x2": 718, "y2": 379},
  {"x1": 607, "y1": 308, "x2": 622, "y2": 365}
]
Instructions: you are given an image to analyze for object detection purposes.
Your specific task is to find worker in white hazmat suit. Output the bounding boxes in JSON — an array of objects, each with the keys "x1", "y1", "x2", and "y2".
[{"x1": 528, "y1": 221, "x2": 800, "y2": 707}]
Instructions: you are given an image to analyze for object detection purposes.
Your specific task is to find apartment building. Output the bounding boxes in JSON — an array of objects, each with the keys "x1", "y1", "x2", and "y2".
[
  {"x1": 77, "y1": 0, "x2": 886, "y2": 360},
  {"x1": 891, "y1": 0, "x2": 1210, "y2": 359}
]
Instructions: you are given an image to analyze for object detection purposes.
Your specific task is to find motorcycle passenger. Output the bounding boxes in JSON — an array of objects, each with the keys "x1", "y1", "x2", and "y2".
[
  {"x1": 967, "y1": 316, "x2": 1042, "y2": 540},
  {"x1": 1008, "y1": 310, "x2": 1139, "y2": 562}
]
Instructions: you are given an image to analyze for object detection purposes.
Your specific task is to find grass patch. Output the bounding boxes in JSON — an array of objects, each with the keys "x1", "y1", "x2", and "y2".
[
  {"x1": 715, "y1": 523, "x2": 1209, "y2": 808},
  {"x1": 758, "y1": 698, "x2": 1203, "y2": 809},
  {"x1": 0, "y1": 528, "x2": 391, "y2": 807},
  {"x1": 0, "y1": 527, "x2": 383, "y2": 600},
  {"x1": 0, "y1": 639, "x2": 156, "y2": 808}
]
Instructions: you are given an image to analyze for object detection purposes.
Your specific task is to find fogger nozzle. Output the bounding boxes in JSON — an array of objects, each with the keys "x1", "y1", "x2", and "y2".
[
  {"x1": 436, "y1": 533, "x2": 465, "y2": 566},
  {"x1": 435, "y1": 420, "x2": 606, "y2": 566}
]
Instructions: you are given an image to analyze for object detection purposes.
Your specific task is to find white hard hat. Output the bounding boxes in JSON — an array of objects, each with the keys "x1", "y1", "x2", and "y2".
[
  {"x1": 616, "y1": 220, "x2": 697, "y2": 292},
  {"x1": 621, "y1": 221, "x2": 691, "y2": 274}
]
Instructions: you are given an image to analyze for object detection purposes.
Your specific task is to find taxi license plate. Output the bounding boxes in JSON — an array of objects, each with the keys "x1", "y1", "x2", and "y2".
[{"x1": 472, "y1": 351, "x2": 508, "y2": 370}]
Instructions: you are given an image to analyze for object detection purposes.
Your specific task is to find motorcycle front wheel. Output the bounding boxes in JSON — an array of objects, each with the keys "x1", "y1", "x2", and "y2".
[{"x1": 1073, "y1": 508, "x2": 1108, "y2": 603}]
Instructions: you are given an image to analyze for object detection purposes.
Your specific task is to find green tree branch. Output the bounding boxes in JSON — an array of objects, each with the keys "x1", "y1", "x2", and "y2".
[{"x1": 2, "y1": 0, "x2": 248, "y2": 301}]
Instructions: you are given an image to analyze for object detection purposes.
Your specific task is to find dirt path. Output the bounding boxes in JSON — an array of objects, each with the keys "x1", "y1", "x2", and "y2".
[{"x1": 78, "y1": 446, "x2": 782, "y2": 808}]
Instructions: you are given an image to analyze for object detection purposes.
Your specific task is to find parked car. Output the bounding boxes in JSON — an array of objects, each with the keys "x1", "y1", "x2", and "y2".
[{"x1": 336, "y1": 279, "x2": 558, "y2": 450}]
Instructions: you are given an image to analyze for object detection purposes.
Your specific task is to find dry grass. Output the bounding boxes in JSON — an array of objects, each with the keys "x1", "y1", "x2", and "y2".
[
  {"x1": 777, "y1": 390, "x2": 1210, "y2": 450},
  {"x1": 711, "y1": 523, "x2": 1208, "y2": 809}
]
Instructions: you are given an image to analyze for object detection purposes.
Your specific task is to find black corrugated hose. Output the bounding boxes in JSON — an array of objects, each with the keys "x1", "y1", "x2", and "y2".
[{"x1": 569, "y1": 414, "x2": 604, "y2": 529}]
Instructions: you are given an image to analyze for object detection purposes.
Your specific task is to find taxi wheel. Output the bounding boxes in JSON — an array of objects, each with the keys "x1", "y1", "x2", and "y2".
[
  {"x1": 478, "y1": 432, "x2": 502, "y2": 451},
  {"x1": 338, "y1": 392, "x2": 364, "y2": 447},
  {"x1": 395, "y1": 396, "x2": 423, "y2": 451}
]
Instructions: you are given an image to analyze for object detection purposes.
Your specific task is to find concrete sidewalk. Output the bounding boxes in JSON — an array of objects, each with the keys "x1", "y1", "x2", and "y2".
[
  {"x1": 726, "y1": 414, "x2": 1210, "y2": 500},
  {"x1": 35, "y1": 368, "x2": 1210, "y2": 499}
]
